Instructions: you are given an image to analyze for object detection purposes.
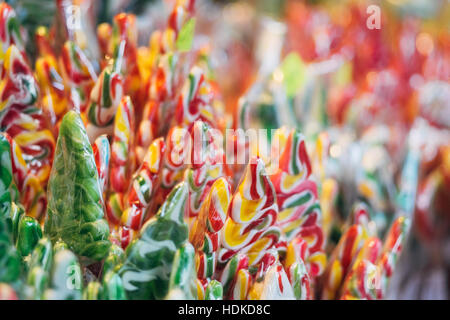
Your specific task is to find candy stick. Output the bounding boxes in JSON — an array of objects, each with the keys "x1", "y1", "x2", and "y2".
[
  {"x1": 45, "y1": 111, "x2": 111, "y2": 262},
  {"x1": 119, "y1": 137, "x2": 165, "y2": 248},
  {"x1": 190, "y1": 177, "x2": 231, "y2": 280},
  {"x1": 101, "y1": 271, "x2": 127, "y2": 300},
  {"x1": 87, "y1": 60, "x2": 124, "y2": 136},
  {"x1": 0, "y1": 3, "x2": 25, "y2": 61},
  {"x1": 43, "y1": 248, "x2": 82, "y2": 300},
  {"x1": 219, "y1": 156, "x2": 280, "y2": 270},
  {"x1": 60, "y1": 41, "x2": 97, "y2": 113},
  {"x1": 338, "y1": 236, "x2": 382, "y2": 299},
  {"x1": 111, "y1": 13, "x2": 141, "y2": 105},
  {"x1": 218, "y1": 253, "x2": 250, "y2": 299},
  {"x1": 92, "y1": 134, "x2": 111, "y2": 195},
  {"x1": 287, "y1": 259, "x2": 312, "y2": 300},
  {"x1": 174, "y1": 66, "x2": 215, "y2": 128},
  {"x1": 321, "y1": 224, "x2": 368, "y2": 300},
  {"x1": 248, "y1": 263, "x2": 295, "y2": 300},
  {"x1": 376, "y1": 216, "x2": 410, "y2": 299},
  {"x1": 2, "y1": 133, "x2": 46, "y2": 220},
  {"x1": 166, "y1": 242, "x2": 197, "y2": 300},
  {"x1": 0, "y1": 45, "x2": 55, "y2": 185},
  {"x1": 340, "y1": 259, "x2": 379, "y2": 300},
  {"x1": 270, "y1": 128, "x2": 325, "y2": 278},
  {"x1": 106, "y1": 96, "x2": 135, "y2": 225},
  {"x1": 119, "y1": 182, "x2": 189, "y2": 299},
  {"x1": 35, "y1": 27, "x2": 68, "y2": 134}
]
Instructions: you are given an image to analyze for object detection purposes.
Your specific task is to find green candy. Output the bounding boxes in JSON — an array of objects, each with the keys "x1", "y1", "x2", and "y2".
[
  {"x1": 166, "y1": 242, "x2": 197, "y2": 300},
  {"x1": 10, "y1": 203, "x2": 25, "y2": 244},
  {"x1": 205, "y1": 280, "x2": 223, "y2": 300},
  {"x1": 101, "y1": 271, "x2": 127, "y2": 300},
  {"x1": 25, "y1": 237, "x2": 53, "y2": 299},
  {"x1": 0, "y1": 135, "x2": 21, "y2": 283},
  {"x1": 17, "y1": 216, "x2": 42, "y2": 257},
  {"x1": 26, "y1": 266, "x2": 49, "y2": 299},
  {"x1": 43, "y1": 249, "x2": 83, "y2": 300},
  {"x1": 83, "y1": 281, "x2": 101, "y2": 300},
  {"x1": 102, "y1": 244, "x2": 125, "y2": 276},
  {"x1": 45, "y1": 111, "x2": 110, "y2": 262},
  {"x1": 119, "y1": 182, "x2": 189, "y2": 300}
]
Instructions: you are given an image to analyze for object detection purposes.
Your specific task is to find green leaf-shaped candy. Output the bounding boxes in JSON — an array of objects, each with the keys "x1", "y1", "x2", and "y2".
[
  {"x1": 45, "y1": 111, "x2": 110, "y2": 262},
  {"x1": 119, "y1": 182, "x2": 189, "y2": 299}
]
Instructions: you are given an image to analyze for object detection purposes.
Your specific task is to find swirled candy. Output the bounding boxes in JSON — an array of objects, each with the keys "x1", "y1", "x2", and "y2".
[
  {"x1": 270, "y1": 128, "x2": 325, "y2": 278},
  {"x1": 205, "y1": 280, "x2": 223, "y2": 300},
  {"x1": 26, "y1": 237, "x2": 53, "y2": 299},
  {"x1": 220, "y1": 156, "x2": 280, "y2": 270},
  {"x1": 87, "y1": 61, "x2": 123, "y2": 132},
  {"x1": 119, "y1": 182, "x2": 189, "y2": 299},
  {"x1": 2, "y1": 132, "x2": 46, "y2": 220},
  {"x1": 166, "y1": 242, "x2": 197, "y2": 300},
  {"x1": 321, "y1": 224, "x2": 368, "y2": 300},
  {"x1": 174, "y1": 67, "x2": 215, "y2": 128},
  {"x1": 119, "y1": 137, "x2": 165, "y2": 247},
  {"x1": 0, "y1": 45, "x2": 55, "y2": 184},
  {"x1": 92, "y1": 135, "x2": 111, "y2": 195},
  {"x1": 107, "y1": 96, "x2": 135, "y2": 225},
  {"x1": 376, "y1": 216, "x2": 410, "y2": 299},
  {"x1": 35, "y1": 27, "x2": 68, "y2": 134},
  {"x1": 45, "y1": 111, "x2": 111, "y2": 262},
  {"x1": 83, "y1": 281, "x2": 101, "y2": 300},
  {"x1": 218, "y1": 253, "x2": 250, "y2": 299},
  {"x1": 60, "y1": 41, "x2": 97, "y2": 113},
  {"x1": 339, "y1": 236, "x2": 382, "y2": 300},
  {"x1": 248, "y1": 263, "x2": 295, "y2": 300},
  {"x1": 0, "y1": 3, "x2": 24, "y2": 60}
]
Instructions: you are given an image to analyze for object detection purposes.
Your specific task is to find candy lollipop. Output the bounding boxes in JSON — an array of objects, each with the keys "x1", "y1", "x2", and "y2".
[
  {"x1": 190, "y1": 177, "x2": 231, "y2": 279},
  {"x1": 376, "y1": 216, "x2": 410, "y2": 299},
  {"x1": 218, "y1": 253, "x2": 251, "y2": 300},
  {"x1": 59, "y1": 41, "x2": 97, "y2": 113},
  {"x1": 0, "y1": 3, "x2": 25, "y2": 61},
  {"x1": 220, "y1": 156, "x2": 280, "y2": 270},
  {"x1": 34, "y1": 27, "x2": 68, "y2": 134},
  {"x1": 270, "y1": 128, "x2": 325, "y2": 278},
  {"x1": 87, "y1": 60, "x2": 124, "y2": 138},
  {"x1": 45, "y1": 111, "x2": 111, "y2": 262},
  {"x1": 338, "y1": 236, "x2": 382, "y2": 300},
  {"x1": 110, "y1": 13, "x2": 141, "y2": 106},
  {"x1": 2, "y1": 132, "x2": 46, "y2": 220},
  {"x1": 0, "y1": 45, "x2": 55, "y2": 185},
  {"x1": 16, "y1": 215, "x2": 42, "y2": 257},
  {"x1": 248, "y1": 263, "x2": 295, "y2": 300},
  {"x1": 321, "y1": 223, "x2": 368, "y2": 300},
  {"x1": 119, "y1": 182, "x2": 189, "y2": 299},
  {"x1": 92, "y1": 134, "x2": 111, "y2": 195},
  {"x1": 119, "y1": 137, "x2": 166, "y2": 247},
  {"x1": 106, "y1": 96, "x2": 135, "y2": 225}
]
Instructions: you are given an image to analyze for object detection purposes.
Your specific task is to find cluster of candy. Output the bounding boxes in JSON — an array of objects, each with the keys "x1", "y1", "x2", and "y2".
[{"x1": 0, "y1": 0, "x2": 443, "y2": 300}]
